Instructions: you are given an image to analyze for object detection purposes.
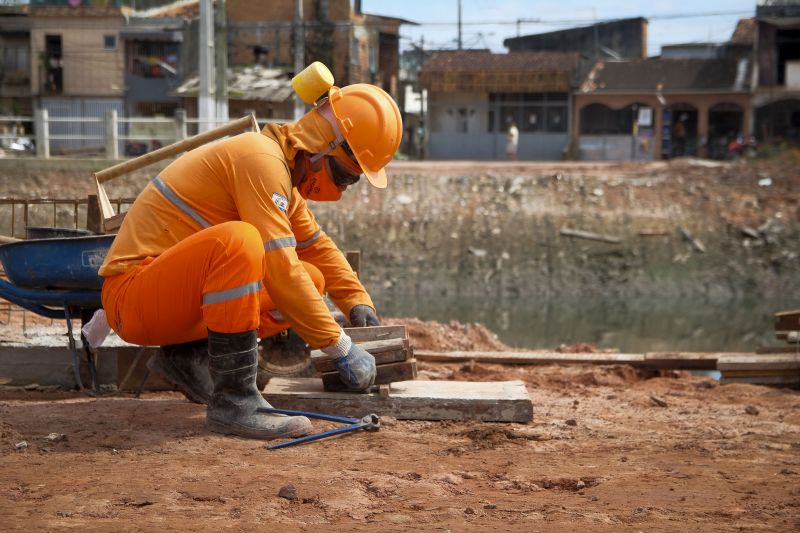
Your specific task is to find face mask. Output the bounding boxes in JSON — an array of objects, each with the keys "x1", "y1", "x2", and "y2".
[
  {"x1": 296, "y1": 154, "x2": 344, "y2": 202},
  {"x1": 296, "y1": 153, "x2": 362, "y2": 202}
]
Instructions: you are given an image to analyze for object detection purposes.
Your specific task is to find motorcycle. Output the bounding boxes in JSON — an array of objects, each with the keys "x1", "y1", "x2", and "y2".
[{"x1": 727, "y1": 135, "x2": 758, "y2": 159}]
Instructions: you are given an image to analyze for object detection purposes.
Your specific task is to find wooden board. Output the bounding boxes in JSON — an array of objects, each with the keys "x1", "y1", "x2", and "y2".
[
  {"x1": 262, "y1": 377, "x2": 534, "y2": 422},
  {"x1": 642, "y1": 352, "x2": 724, "y2": 370},
  {"x1": 343, "y1": 325, "x2": 407, "y2": 344},
  {"x1": 321, "y1": 359, "x2": 418, "y2": 392},
  {"x1": 718, "y1": 354, "x2": 800, "y2": 372},
  {"x1": 775, "y1": 310, "x2": 800, "y2": 332},
  {"x1": 756, "y1": 346, "x2": 800, "y2": 354},
  {"x1": 116, "y1": 347, "x2": 174, "y2": 391},
  {"x1": 313, "y1": 347, "x2": 408, "y2": 373},
  {"x1": 720, "y1": 375, "x2": 800, "y2": 386},
  {"x1": 311, "y1": 338, "x2": 411, "y2": 373},
  {"x1": 414, "y1": 350, "x2": 645, "y2": 365}
]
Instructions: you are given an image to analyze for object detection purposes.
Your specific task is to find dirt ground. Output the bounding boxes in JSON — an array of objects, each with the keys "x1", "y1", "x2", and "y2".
[{"x1": 1, "y1": 318, "x2": 799, "y2": 531}]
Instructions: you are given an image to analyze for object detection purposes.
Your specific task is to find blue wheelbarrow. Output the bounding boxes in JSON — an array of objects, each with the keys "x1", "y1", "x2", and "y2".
[{"x1": 0, "y1": 234, "x2": 115, "y2": 390}]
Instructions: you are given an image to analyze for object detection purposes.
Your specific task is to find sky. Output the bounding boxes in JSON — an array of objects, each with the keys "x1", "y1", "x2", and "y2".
[{"x1": 361, "y1": 0, "x2": 758, "y2": 56}]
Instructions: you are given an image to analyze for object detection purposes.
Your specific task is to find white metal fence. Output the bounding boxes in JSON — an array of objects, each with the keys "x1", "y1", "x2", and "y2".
[{"x1": 0, "y1": 112, "x2": 281, "y2": 159}]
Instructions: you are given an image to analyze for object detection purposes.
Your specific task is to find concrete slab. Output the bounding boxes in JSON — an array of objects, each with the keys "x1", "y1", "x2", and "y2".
[{"x1": 262, "y1": 377, "x2": 533, "y2": 423}]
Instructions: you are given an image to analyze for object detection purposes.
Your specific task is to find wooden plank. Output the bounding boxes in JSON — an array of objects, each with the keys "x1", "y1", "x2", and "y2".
[
  {"x1": 321, "y1": 359, "x2": 418, "y2": 392},
  {"x1": 116, "y1": 348, "x2": 174, "y2": 391},
  {"x1": 311, "y1": 338, "x2": 407, "y2": 359},
  {"x1": 343, "y1": 325, "x2": 407, "y2": 344},
  {"x1": 414, "y1": 350, "x2": 645, "y2": 365},
  {"x1": 344, "y1": 250, "x2": 360, "y2": 278},
  {"x1": 718, "y1": 354, "x2": 800, "y2": 372},
  {"x1": 86, "y1": 194, "x2": 102, "y2": 234},
  {"x1": 102, "y1": 212, "x2": 126, "y2": 233},
  {"x1": 313, "y1": 348, "x2": 408, "y2": 373},
  {"x1": 756, "y1": 345, "x2": 800, "y2": 354},
  {"x1": 720, "y1": 375, "x2": 800, "y2": 386},
  {"x1": 775, "y1": 310, "x2": 800, "y2": 332},
  {"x1": 310, "y1": 338, "x2": 410, "y2": 373},
  {"x1": 560, "y1": 227, "x2": 622, "y2": 244},
  {"x1": 643, "y1": 352, "x2": 721, "y2": 370},
  {"x1": 263, "y1": 377, "x2": 534, "y2": 422},
  {"x1": 720, "y1": 369, "x2": 800, "y2": 378}
]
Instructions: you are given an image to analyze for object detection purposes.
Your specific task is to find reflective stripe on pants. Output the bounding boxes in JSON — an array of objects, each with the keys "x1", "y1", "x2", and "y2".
[{"x1": 101, "y1": 221, "x2": 325, "y2": 346}]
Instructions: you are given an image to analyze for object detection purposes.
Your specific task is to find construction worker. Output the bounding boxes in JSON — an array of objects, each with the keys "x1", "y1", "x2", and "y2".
[{"x1": 98, "y1": 83, "x2": 402, "y2": 440}]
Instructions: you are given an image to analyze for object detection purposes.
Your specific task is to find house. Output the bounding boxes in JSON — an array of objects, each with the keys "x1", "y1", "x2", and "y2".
[
  {"x1": 574, "y1": 50, "x2": 753, "y2": 160},
  {"x1": 752, "y1": 1, "x2": 800, "y2": 144},
  {"x1": 226, "y1": 0, "x2": 411, "y2": 101},
  {"x1": 504, "y1": 17, "x2": 648, "y2": 60},
  {"x1": 29, "y1": 0, "x2": 125, "y2": 153},
  {"x1": 419, "y1": 50, "x2": 578, "y2": 160},
  {"x1": 120, "y1": 1, "x2": 196, "y2": 154},
  {"x1": 0, "y1": 3, "x2": 32, "y2": 122}
]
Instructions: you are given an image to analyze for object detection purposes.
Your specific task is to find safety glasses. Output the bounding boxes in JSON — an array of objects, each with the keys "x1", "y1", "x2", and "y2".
[{"x1": 328, "y1": 153, "x2": 362, "y2": 187}]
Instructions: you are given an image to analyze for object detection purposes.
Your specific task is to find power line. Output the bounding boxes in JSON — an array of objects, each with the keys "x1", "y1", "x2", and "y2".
[{"x1": 409, "y1": 10, "x2": 753, "y2": 27}]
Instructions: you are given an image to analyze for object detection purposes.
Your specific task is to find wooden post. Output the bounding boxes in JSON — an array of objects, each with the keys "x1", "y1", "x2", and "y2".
[
  {"x1": 345, "y1": 250, "x2": 361, "y2": 278},
  {"x1": 34, "y1": 108, "x2": 49, "y2": 158},
  {"x1": 105, "y1": 109, "x2": 119, "y2": 159},
  {"x1": 86, "y1": 194, "x2": 102, "y2": 234}
]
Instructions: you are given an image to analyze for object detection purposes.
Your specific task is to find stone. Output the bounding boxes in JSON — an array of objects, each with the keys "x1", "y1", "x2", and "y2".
[{"x1": 278, "y1": 484, "x2": 298, "y2": 501}]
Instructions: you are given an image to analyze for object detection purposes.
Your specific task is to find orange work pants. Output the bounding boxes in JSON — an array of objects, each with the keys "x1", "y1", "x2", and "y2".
[{"x1": 101, "y1": 221, "x2": 324, "y2": 346}]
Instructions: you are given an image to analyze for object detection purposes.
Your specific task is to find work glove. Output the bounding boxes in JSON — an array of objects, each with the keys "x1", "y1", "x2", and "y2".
[
  {"x1": 334, "y1": 343, "x2": 377, "y2": 391},
  {"x1": 349, "y1": 304, "x2": 380, "y2": 327}
]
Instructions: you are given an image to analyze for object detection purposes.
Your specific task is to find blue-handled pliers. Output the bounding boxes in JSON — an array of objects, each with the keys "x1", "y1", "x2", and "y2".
[{"x1": 257, "y1": 407, "x2": 380, "y2": 450}]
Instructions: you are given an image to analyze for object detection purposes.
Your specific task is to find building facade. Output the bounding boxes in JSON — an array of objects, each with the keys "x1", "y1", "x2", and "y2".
[{"x1": 419, "y1": 51, "x2": 578, "y2": 160}]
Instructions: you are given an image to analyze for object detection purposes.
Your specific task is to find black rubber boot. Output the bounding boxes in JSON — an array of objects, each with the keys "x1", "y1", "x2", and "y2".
[
  {"x1": 147, "y1": 339, "x2": 213, "y2": 404},
  {"x1": 206, "y1": 329, "x2": 312, "y2": 440}
]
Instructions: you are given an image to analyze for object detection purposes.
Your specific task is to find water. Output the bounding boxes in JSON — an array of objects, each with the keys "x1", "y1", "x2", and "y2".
[{"x1": 376, "y1": 293, "x2": 799, "y2": 353}]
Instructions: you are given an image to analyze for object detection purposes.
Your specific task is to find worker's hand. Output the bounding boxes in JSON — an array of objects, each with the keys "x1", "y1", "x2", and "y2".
[
  {"x1": 349, "y1": 305, "x2": 380, "y2": 327},
  {"x1": 334, "y1": 344, "x2": 377, "y2": 391}
]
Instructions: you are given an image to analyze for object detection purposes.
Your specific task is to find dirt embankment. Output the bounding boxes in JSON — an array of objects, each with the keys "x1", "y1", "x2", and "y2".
[{"x1": 1, "y1": 157, "x2": 798, "y2": 302}]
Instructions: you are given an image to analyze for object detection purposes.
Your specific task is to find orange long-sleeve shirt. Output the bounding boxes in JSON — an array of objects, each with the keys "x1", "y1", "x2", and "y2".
[{"x1": 99, "y1": 131, "x2": 372, "y2": 349}]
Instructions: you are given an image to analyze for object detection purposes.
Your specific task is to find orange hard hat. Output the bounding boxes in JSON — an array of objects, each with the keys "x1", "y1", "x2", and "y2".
[{"x1": 327, "y1": 84, "x2": 402, "y2": 188}]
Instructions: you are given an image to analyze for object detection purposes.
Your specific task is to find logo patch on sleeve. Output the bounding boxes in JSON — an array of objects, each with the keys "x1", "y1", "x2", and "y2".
[{"x1": 271, "y1": 192, "x2": 289, "y2": 212}]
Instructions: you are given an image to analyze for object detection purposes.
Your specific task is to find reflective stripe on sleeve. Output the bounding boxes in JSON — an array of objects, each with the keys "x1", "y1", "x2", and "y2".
[
  {"x1": 153, "y1": 176, "x2": 211, "y2": 229},
  {"x1": 264, "y1": 236, "x2": 297, "y2": 251},
  {"x1": 296, "y1": 229, "x2": 321, "y2": 250},
  {"x1": 203, "y1": 280, "x2": 262, "y2": 305}
]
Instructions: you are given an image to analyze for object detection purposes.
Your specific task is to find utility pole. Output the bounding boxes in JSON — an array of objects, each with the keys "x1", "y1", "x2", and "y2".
[
  {"x1": 419, "y1": 35, "x2": 425, "y2": 160},
  {"x1": 457, "y1": 0, "x2": 462, "y2": 50},
  {"x1": 198, "y1": 0, "x2": 215, "y2": 133},
  {"x1": 293, "y1": 0, "x2": 305, "y2": 120},
  {"x1": 215, "y1": 0, "x2": 229, "y2": 124}
]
